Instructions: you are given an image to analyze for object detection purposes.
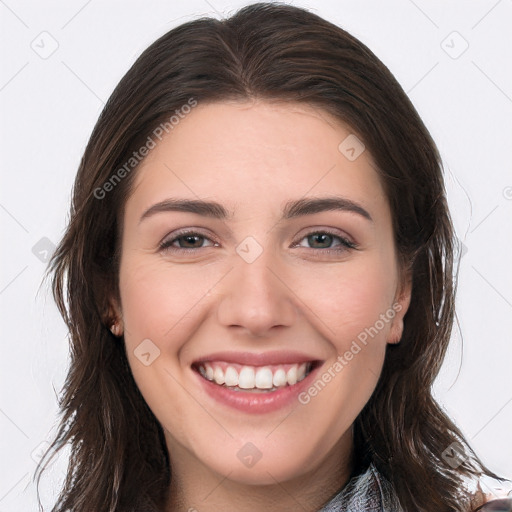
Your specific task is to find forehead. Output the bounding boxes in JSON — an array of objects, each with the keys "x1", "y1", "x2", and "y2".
[{"x1": 128, "y1": 100, "x2": 388, "y2": 220}]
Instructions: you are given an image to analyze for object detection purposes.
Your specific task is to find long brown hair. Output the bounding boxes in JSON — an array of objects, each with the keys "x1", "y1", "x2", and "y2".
[{"x1": 38, "y1": 3, "x2": 500, "y2": 511}]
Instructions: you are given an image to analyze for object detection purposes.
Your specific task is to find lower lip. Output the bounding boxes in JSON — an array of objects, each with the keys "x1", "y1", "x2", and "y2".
[{"x1": 193, "y1": 364, "x2": 321, "y2": 414}]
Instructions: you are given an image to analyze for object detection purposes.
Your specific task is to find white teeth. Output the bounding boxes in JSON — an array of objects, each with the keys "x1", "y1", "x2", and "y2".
[
  {"x1": 198, "y1": 362, "x2": 312, "y2": 389},
  {"x1": 254, "y1": 367, "x2": 273, "y2": 389},
  {"x1": 297, "y1": 363, "x2": 307, "y2": 381},
  {"x1": 224, "y1": 366, "x2": 238, "y2": 387},
  {"x1": 213, "y1": 366, "x2": 225, "y2": 385},
  {"x1": 238, "y1": 367, "x2": 255, "y2": 389},
  {"x1": 272, "y1": 368, "x2": 287, "y2": 387},
  {"x1": 286, "y1": 366, "x2": 298, "y2": 385}
]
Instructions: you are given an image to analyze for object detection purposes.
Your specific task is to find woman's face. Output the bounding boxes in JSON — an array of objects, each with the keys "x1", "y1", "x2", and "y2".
[{"x1": 117, "y1": 100, "x2": 410, "y2": 485}]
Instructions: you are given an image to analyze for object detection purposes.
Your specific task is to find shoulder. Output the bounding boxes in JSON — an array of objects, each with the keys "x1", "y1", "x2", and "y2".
[
  {"x1": 465, "y1": 472, "x2": 512, "y2": 512},
  {"x1": 470, "y1": 485, "x2": 512, "y2": 512},
  {"x1": 473, "y1": 498, "x2": 512, "y2": 511}
]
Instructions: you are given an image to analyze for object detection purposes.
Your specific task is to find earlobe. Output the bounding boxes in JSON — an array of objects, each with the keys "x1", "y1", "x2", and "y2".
[
  {"x1": 110, "y1": 321, "x2": 124, "y2": 337},
  {"x1": 387, "y1": 317, "x2": 404, "y2": 344},
  {"x1": 387, "y1": 271, "x2": 412, "y2": 345},
  {"x1": 106, "y1": 299, "x2": 124, "y2": 337}
]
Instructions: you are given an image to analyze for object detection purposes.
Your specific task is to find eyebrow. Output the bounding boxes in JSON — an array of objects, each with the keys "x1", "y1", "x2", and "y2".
[{"x1": 139, "y1": 196, "x2": 372, "y2": 223}]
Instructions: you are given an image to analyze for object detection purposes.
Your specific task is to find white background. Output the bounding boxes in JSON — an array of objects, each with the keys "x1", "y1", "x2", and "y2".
[{"x1": 1, "y1": 0, "x2": 511, "y2": 509}]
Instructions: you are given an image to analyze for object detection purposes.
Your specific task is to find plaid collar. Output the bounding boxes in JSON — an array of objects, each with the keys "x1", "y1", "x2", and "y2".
[
  {"x1": 318, "y1": 466, "x2": 512, "y2": 512},
  {"x1": 318, "y1": 463, "x2": 402, "y2": 512}
]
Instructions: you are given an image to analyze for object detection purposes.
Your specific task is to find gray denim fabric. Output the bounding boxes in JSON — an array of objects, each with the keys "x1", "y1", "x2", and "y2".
[{"x1": 317, "y1": 463, "x2": 402, "y2": 512}]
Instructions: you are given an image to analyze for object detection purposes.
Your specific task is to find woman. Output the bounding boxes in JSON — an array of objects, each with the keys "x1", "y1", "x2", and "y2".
[{"x1": 37, "y1": 3, "x2": 511, "y2": 511}]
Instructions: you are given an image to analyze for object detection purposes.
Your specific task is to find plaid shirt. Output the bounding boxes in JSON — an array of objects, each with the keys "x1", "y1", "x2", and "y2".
[
  {"x1": 318, "y1": 463, "x2": 402, "y2": 512},
  {"x1": 318, "y1": 464, "x2": 512, "y2": 512}
]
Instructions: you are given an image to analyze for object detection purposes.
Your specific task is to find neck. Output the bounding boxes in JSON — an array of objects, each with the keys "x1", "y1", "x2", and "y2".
[{"x1": 164, "y1": 431, "x2": 354, "y2": 512}]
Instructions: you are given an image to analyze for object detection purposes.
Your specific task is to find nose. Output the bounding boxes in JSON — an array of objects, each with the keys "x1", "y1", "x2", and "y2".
[{"x1": 216, "y1": 248, "x2": 297, "y2": 337}]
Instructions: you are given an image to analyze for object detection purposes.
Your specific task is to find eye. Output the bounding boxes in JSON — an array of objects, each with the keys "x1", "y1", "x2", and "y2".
[
  {"x1": 158, "y1": 228, "x2": 357, "y2": 255},
  {"x1": 293, "y1": 230, "x2": 358, "y2": 253},
  {"x1": 159, "y1": 230, "x2": 218, "y2": 252}
]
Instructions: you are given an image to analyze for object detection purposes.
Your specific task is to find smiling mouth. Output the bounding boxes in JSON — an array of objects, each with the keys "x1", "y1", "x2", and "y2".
[{"x1": 192, "y1": 361, "x2": 319, "y2": 393}]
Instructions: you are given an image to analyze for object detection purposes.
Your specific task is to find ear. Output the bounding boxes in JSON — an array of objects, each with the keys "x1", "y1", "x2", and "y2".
[
  {"x1": 387, "y1": 270, "x2": 412, "y2": 345},
  {"x1": 104, "y1": 298, "x2": 124, "y2": 337}
]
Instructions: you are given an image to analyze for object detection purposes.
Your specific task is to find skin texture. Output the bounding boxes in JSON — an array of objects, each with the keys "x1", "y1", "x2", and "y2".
[{"x1": 114, "y1": 100, "x2": 411, "y2": 512}]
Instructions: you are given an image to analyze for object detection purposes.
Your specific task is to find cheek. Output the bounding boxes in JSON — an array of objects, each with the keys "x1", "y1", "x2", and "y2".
[
  {"x1": 118, "y1": 259, "x2": 206, "y2": 435},
  {"x1": 293, "y1": 254, "x2": 398, "y2": 349},
  {"x1": 292, "y1": 261, "x2": 395, "y2": 444},
  {"x1": 118, "y1": 257, "x2": 222, "y2": 415},
  {"x1": 119, "y1": 256, "x2": 219, "y2": 341}
]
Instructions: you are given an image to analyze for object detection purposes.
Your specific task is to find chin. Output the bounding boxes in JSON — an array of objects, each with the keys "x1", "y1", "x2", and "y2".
[{"x1": 193, "y1": 434, "x2": 322, "y2": 486}]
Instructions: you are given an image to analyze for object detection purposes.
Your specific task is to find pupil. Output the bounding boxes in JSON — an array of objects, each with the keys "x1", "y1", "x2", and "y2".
[
  {"x1": 310, "y1": 233, "x2": 331, "y2": 248},
  {"x1": 182, "y1": 235, "x2": 201, "y2": 247}
]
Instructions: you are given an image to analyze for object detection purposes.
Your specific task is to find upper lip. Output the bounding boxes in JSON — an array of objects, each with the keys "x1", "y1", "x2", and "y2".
[{"x1": 192, "y1": 350, "x2": 322, "y2": 367}]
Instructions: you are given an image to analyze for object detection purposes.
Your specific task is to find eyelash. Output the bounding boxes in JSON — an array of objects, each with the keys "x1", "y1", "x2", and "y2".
[{"x1": 159, "y1": 229, "x2": 358, "y2": 255}]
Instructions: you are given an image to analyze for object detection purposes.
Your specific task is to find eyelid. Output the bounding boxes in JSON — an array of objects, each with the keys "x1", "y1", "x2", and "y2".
[
  {"x1": 291, "y1": 227, "x2": 358, "y2": 248},
  {"x1": 159, "y1": 226, "x2": 358, "y2": 255},
  {"x1": 159, "y1": 228, "x2": 219, "y2": 250}
]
